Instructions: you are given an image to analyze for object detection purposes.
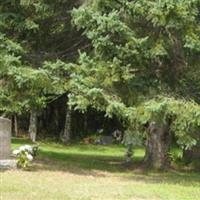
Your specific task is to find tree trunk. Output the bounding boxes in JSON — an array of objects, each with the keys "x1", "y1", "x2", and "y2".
[
  {"x1": 84, "y1": 113, "x2": 87, "y2": 132},
  {"x1": 144, "y1": 122, "x2": 171, "y2": 169},
  {"x1": 28, "y1": 110, "x2": 37, "y2": 142},
  {"x1": 12, "y1": 115, "x2": 19, "y2": 137},
  {"x1": 61, "y1": 107, "x2": 72, "y2": 144},
  {"x1": 14, "y1": 115, "x2": 19, "y2": 137}
]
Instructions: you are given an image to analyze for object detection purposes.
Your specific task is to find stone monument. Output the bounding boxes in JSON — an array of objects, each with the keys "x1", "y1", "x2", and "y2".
[{"x1": 0, "y1": 117, "x2": 16, "y2": 168}]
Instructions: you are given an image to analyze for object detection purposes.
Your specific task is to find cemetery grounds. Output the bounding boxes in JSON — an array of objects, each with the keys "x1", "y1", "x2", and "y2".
[{"x1": 0, "y1": 138, "x2": 200, "y2": 200}]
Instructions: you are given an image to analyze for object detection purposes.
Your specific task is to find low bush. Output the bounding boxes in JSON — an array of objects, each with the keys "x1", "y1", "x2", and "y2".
[{"x1": 13, "y1": 145, "x2": 39, "y2": 169}]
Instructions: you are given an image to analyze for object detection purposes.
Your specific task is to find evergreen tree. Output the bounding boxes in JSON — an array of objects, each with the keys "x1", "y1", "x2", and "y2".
[
  {"x1": 0, "y1": 0, "x2": 85, "y2": 141},
  {"x1": 70, "y1": 0, "x2": 200, "y2": 168}
]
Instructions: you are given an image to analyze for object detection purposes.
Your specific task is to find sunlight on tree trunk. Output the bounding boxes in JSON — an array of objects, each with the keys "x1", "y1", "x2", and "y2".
[
  {"x1": 14, "y1": 115, "x2": 19, "y2": 137},
  {"x1": 61, "y1": 107, "x2": 72, "y2": 144},
  {"x1": 29, "y1": 110, "x2": 37, "y2": 142}
]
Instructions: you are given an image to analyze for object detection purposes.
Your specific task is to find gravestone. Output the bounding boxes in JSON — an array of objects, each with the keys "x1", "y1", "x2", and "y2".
[
  {"x1": 0, "y1": 117, "x2": 11, "y2": 159},
  {"x1": 0, "y1": 117, "x2": 16, "y2": 168},
  {"x1": 95, "y1": 136, "x2": 113, "y2": 145}
]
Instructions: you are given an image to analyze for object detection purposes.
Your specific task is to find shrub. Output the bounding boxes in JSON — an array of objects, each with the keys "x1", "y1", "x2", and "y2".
[{"x1": 13, "y1": 145, "x2": 39, "y2": 169}]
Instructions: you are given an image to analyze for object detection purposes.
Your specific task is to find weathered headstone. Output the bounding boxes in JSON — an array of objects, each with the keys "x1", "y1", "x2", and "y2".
[
  {"x1": 0, "y1": 117, "x2": 16, "y2": 168},
  {"x1": 0, "y1": 117, "x2": 11, "y2": 159},
  {"x1": 95, "y1": 136, "x2": 113, "y2": 145}
]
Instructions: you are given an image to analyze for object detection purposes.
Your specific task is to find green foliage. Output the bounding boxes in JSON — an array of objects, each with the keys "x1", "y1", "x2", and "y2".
[
  {"x1": 130, "y1": 96, "x2": 200, "y2": 149},
  {"x1": 0, "y1": 60, "x2": 54, "y2": 114},
  {"x1": 0, "y1": 0, "x2": 200, "y2": 152},
  {"x1": 72, "y1": 0, "x2": 200, "y2": 91},
  {"x1": 70, "y1": 0, "x2": 200, "y2": 150},
  {"x1": 0, "y1": 0, "x2": 84, "y2": 117},
  {"x1": 70, "y1": 0, "x2": 200, "y2": 111}
]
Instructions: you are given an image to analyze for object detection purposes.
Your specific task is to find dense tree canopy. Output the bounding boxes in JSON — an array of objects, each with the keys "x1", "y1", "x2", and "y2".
[
  {"x1": 0, "y1": 0, "x2": 200, "y2": 169},
  {"x1": 71, "y1": 0, "x2": 200, "y2": 104},
  {"x1": 69, "y1": 0, "x2": 200, "y2": 168},
  {"x1": 0, "y1": 0, "x2": 87, "y2": 141}
]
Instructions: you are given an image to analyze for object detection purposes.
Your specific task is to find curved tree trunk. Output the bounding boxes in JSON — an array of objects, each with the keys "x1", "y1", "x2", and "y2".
[
  {"x1": 29, "y1": 110, "x2": 37, "y2": 142},
  {"x1": 144, "y1": 122, "x2": 171, "y2": 170}
]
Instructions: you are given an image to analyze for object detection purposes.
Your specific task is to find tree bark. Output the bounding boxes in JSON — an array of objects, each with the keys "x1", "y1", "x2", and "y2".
[
  {"x1": 144, "y1": 122, "x2": 171, "y2": 170},
  {"x1": 29, "y1": 110, "x2": 37, "y2": 142},
  {"x1": 12, "y1": 115, "x2": 19, "y2": 137},
  {"x1": 14, "y1": 115, "x2": 18, "y2": 137},
  {"x1": 61, "y1": 107, "x2": 72, "y2": 144}
]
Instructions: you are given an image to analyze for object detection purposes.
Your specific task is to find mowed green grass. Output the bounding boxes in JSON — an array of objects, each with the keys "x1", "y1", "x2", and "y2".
[{"x1": 0, "y1": 138, "x2": 200, "y2": 200}]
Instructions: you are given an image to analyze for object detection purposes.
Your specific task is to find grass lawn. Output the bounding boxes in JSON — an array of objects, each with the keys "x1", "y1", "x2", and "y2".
[{"x1": 0, "y1": 138, "x2": 200, "y2": 200}]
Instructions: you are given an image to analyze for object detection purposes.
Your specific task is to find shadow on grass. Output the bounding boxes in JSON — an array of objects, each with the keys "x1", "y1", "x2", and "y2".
[{"x1": 12, "y1": 137, "x2": 140, "y2": 173}]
